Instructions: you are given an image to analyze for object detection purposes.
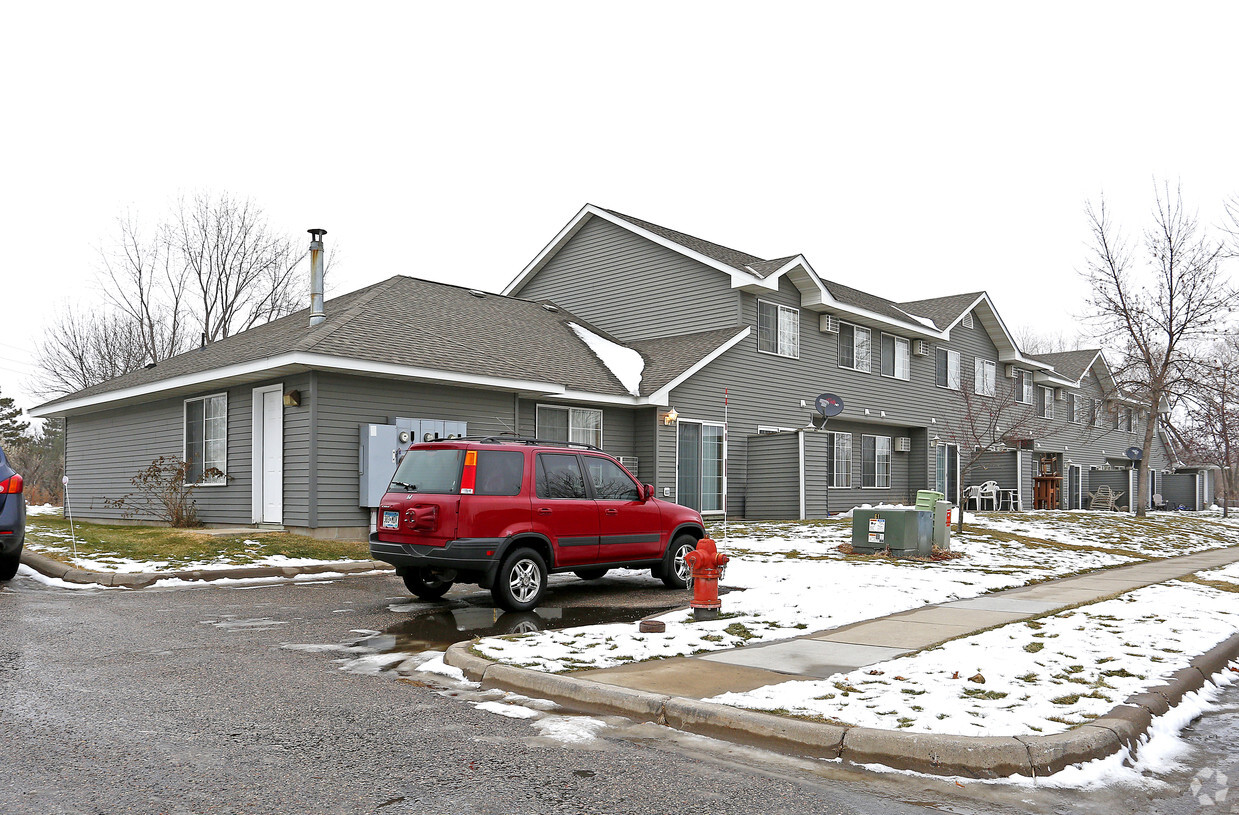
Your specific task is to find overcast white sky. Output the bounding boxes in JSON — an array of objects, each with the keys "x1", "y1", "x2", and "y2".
[{"x1": 3, "y1": 1, "x2": 1237, "y2": 417}]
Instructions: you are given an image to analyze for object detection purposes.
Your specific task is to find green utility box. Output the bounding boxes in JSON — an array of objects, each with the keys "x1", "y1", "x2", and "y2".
[
  {"x1": 932, "y1": 500, "x2": 952, "y2": 551},
  {"x1": 915, "y1": 490, "x2": 945, "y2": 511},
  {"x1": 852, "y1": 508, "x2": 934, "y2": 557}
]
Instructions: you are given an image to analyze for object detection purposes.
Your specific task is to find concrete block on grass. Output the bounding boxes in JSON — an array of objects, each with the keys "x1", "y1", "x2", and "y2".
[
  {"x1": 483, "y1": 664, "x2": 669, "y2": 722},
  {"x1": 843, "y1": 727, "x2": 1032, "y2": 778},
  {"x1": 20, "y1": 552, "x2": 71, "y2": 578},
  {"x1": 663, "y1": 698, "x2": 845, "y2": 759},
  {"x1": 1189, "y1": 633, "x2": 1239, "y2": 678},
  {"x1": 1123, "y1": 691, "x2": 1170, "y2": 717}
]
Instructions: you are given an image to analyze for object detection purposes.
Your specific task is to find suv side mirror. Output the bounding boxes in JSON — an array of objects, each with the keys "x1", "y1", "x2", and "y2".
[{"x1": 644, "y1": 484, "x2": 655, "y2": 501}]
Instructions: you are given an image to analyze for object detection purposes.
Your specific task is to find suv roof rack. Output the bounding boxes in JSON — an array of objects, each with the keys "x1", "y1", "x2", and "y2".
[{"x1": 425, "y1": 434, "x2": 603, "y2": 452}]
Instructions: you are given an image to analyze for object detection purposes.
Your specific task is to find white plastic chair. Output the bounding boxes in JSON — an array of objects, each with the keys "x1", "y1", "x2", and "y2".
[
  {"x1": 979, "y1": 480, "x2": 1000, "y2": 511},
  {"x1": 962, "y1": 485, "x2": 982, "y2": 510}
]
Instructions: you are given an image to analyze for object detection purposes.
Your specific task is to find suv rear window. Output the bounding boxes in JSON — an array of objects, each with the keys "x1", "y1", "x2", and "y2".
[
  {"x1": 389, "y1": 449, "x2": 463, "y2": 494},
  {"x1": 474, "y1": 450, "x2": 524, "y2": 496},
  {"x1": 536, "y1": 454, "x2": 588, "y2": 499}
]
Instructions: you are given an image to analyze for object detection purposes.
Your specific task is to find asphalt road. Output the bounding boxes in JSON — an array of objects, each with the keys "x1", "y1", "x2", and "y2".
[{"x1": 2, "y1": 570, "x2": 1234, "y2": 815}]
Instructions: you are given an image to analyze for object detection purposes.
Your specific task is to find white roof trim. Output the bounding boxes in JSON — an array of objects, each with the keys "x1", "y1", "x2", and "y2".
[
  {"x1": 646, "y1": 327, "x2": 752, "y2": 405},
  {"x1": 503, "y1": 205, "x2": 760, "y2": 297},
  {"x1": 31, "y1": 352, "x2": 653, "y2": 417}
]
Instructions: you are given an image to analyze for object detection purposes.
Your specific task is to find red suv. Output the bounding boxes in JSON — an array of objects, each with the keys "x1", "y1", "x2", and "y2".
[{"x1": 369, "y1": 437, "x2": 705, "y2": 611}]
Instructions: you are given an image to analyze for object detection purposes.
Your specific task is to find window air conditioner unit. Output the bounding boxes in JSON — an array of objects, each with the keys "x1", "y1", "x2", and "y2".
[
  {"x1": 618, "y1": 456, "x2": 638, "y2": 476},
  {"x1": 1005, "y1": 364, "x2": 1016, "y2": 378},
  {"x1": 1055, "y1": 388, "x2": 1066, "y2": 401},
  {"x1": 895, "y1": 437, "x2": 911, "y2": 452},
  {"x1": 912, "y1": 339, "x2": 930, "y2": 356},
  {"x1": 821, "y1": 314, "x2": 840, "y2": 334}
]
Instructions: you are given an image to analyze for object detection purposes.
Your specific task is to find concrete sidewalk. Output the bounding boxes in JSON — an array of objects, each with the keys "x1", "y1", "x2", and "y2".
[
  {"x1": 572, "y1": 546, "x2": 1239, "y2": 697},
  {"x1": 446, "y1": 545, "x2": 1239, "y2": 778}
]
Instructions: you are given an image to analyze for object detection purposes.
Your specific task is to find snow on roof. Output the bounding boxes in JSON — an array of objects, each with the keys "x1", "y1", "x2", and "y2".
[{"x1": 569, "y1": 323, "x2": 645, "y2": 397}]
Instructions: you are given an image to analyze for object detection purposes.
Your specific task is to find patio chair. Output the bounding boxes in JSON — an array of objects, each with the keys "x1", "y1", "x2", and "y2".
[
  {"x1": 1087, "y1": 485, "x2": 1122, "y2": 511},
  {"x1": 962, "y1": 485, "x2": 982, "y2": 510},
  {"x1": 1152, "y1": 493, "x2": 1168, "y2": 511},
  {"x1": 978, "y1": 480, "x2": 1000, "y2": 511}
]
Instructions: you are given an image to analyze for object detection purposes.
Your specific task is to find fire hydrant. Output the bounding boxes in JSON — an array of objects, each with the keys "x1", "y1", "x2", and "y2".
[{"x1": 684, "y1": 538, "x2": 729, "y2": 621}]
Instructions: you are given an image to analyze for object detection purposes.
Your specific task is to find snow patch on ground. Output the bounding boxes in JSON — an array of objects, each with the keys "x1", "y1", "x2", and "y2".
[
  {"x1": 475, "y1": 700, "x2": 541, "y2": 719},
  {"x1": 708, "y1": 574, "x2": 1239, "y2": 736},
  {"x1": 530, "y1": 715, "x2": 609, "y2": 744},
  {"x1": 569, "y1": 322, "x2": 644, "y2": 396}
]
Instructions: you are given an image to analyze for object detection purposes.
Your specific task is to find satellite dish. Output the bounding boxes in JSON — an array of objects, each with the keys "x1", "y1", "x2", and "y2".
[
  {"x1": 1124, "y1": 446, "x2": 1143, "y2": 461},
  {"x1": 815, "y1": 393, "x2": 844, "y2": 417}
]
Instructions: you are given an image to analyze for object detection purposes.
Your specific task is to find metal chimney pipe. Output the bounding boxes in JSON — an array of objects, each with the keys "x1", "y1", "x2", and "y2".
[{"x1": 308, "y1": 228, "x2": 327, "y2": 326}]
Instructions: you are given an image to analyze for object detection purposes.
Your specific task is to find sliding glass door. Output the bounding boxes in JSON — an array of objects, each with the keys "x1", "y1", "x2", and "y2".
[{"x1": 677, "y1": 420, "x2": 724, "y2": 513}]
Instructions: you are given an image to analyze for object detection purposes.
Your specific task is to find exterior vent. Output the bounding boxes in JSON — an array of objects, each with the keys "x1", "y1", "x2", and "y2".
[
  {"x1": 1055, "y1": 387, "x2": 1066, "y2": 401},
  {"x1": 1005, "y1": 364, "x2": 1016, "y2": 378},
  {"x1": 542, "y1": 303, "x2": 560, "y2": 313},
  {"x1": 962, "y1": 312, "x2": 974, "y2": 328},
  {"x1": 821, "y1": 315, "x2": 840, "y2": 333},
  {"x1": 468, "y1": 289, "x2": 487, "y2": 298},
  {"x1": 618, "y1": 456, "x2": 638, "y2": 476},
  {"x1": 912, "y1": 339, "x2": 930, "y2": 356},
  {"x1": 895, "y1": 437, "x2": 911, "y2": 452}
]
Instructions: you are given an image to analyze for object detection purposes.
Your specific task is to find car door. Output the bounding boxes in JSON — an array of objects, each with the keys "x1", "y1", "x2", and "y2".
[
  {"x1": 583, "y1": 454, "x2": 664, "y2": 562},
  {"x1": 533, "y1": 453, "x2": 599, "y2": 566}
]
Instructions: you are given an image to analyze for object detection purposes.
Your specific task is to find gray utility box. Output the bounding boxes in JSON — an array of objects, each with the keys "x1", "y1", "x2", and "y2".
[
  {"x1": 932, "y1": 500, "x2": 952, "y2": 551},
  {"x1": 358, "y1": 417, "x2": 469, "y2": 507},
  {"x1": 852, "y1": 508, "x2": 934, "y2": 557}
]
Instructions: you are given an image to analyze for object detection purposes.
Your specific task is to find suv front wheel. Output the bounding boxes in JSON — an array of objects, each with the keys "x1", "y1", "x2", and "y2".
[
  {"x1": 492, "y1": 547, "x2": 547, "y2": 612},
  {"x1": 658, "y1": 535, "x2": 696, "y2": 589}
]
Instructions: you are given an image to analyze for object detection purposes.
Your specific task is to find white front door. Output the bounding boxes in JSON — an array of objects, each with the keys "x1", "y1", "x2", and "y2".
[{"x1": 252, "y1": 385, "x2": 283, "y2": 525}]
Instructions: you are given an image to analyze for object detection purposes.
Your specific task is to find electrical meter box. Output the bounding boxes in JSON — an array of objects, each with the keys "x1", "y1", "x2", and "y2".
[
  {"x1": 358, "y1": 417, "x2": 468, "y2": 507},
  {"x1": 851, "y1": 508, "x2": 934, "y2": 557}
]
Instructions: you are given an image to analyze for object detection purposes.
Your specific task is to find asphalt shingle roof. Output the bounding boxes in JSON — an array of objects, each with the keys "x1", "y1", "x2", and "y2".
[
  {"x1": 628, "y1": 326, "x2": 749, "y2": 394},
  {"x1": 897, "y1": 292, "x2": 986, "y2": 331},
  {"x1": 1028, "y1": 349, "x2": 1103, "y2": 382},
  {"x1": 38, "y1": 276, "x2": 745, "y2": 411}
]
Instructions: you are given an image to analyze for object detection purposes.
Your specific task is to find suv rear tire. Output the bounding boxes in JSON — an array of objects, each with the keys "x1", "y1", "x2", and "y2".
[
  {"x1": 659, "y1": 535, "x2": 696, "y2": 589},
  {"x1": 492, "y1": 547, "x2": 547, "y2": 612},
  {"x1": 401, "y1": 569, "x2": 454, "y2": 600},
  {"x1": 0, "y1": 552, "x2": 18, "y2": 581}
]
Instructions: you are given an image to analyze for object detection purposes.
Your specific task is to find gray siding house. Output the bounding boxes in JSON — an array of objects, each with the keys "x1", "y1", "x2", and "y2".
[{"x1": 33, "y1": 204, "x2": 1179, "y2": 538}]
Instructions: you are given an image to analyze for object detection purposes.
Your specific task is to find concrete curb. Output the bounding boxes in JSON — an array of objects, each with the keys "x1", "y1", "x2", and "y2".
[
  {"x1": 444, "y1": 632, "x2": 1239, "y2": 779},
  {"x1": 19, "y1": 550, "x2": 392, "y2": 588}
]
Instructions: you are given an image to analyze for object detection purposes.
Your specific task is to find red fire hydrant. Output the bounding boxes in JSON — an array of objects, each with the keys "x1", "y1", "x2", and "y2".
[{"x1": 684, "y1": 538, "x2": 729, "y2": 621}]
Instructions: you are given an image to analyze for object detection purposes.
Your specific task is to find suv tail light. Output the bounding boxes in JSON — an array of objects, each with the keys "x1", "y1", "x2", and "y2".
[
  {"x1": 0, "y1": 474, "x2": 22, "y2": 494},
  {"x1": 459, "y1": 450, "x2": 477, "y2": 495}
]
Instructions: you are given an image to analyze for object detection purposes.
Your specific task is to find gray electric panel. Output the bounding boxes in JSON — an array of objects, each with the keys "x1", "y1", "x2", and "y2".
[
  {"x1": 359, "y1": 423, "x2": 401, "y2": 507},
  {"x1": 360, "y1": 418, "x2": 469, "y2": 507}
]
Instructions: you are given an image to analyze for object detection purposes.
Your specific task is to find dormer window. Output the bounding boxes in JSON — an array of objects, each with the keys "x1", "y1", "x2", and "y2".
[{"x1": 757, "y1": 300, "x2": 799, "y2": 358}]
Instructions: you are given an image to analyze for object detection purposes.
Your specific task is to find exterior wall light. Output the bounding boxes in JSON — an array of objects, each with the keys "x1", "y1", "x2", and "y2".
[{"x1": 662, "y1": 408, "x2": 679, "y2": 426}]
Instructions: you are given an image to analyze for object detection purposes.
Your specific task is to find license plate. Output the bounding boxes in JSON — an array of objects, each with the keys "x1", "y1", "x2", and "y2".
[{"x1": 381, "y1": 510, "x2": 400, "y2": 529}]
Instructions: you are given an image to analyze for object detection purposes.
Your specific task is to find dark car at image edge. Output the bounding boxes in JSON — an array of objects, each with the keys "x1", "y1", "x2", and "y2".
[
  {"x1": 0, "y1": 444, "x2": 26, "y2": 581},
  {"x1": 369, "y1": 437, "x2": 705, "y2": 611}
]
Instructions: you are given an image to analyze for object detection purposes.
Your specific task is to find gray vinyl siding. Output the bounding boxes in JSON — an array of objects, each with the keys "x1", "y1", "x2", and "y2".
[
  {"x1": 745, "y1": 433, "x2": 801, "y2": 519},
  {"x1": 965, "y1": 452, "x2": 1017, "y2": 489},
  {"x1": 279, "y1": 374, "x2": 313, "y2": 527},
  {"x1": 314, "y1": 374, "x2": 519, "y2": 527},
  {"x1": 514, "y1": 399, "x2": 637, "y2": 461},
  {"x1": 1161, "y1": 474, "x2": 1199, "y2": 510},
  {"x1": 1087, "y1": 470, "x2": 1131, "y2": 507},
  {"x1": 804, "y1": 431, "x2": 835, "y2": 518},
  {"x1": 62, "y1": 381, "x2": 282, "y2": 525},
  {"x1": 632, "y1": 408, "x2": 658, "y2": 483},
  {"x1": 513, "y1": 216, "x2": 741, "y2": 342}
]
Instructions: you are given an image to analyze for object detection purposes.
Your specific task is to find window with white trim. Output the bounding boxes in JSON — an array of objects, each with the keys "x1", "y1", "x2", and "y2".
[
  {"x1": 826, "y1": 431, "x2": 852, "y2": 488},
  {"x1": 861, "y1": 435, "x2": 891, "y2": 488},
  {"x1": 974, "y1": 358, "x2": 996, "y2": 397},
  {"x1": 757, "y1": 300, "x2": 799, "y2": 358},
  {"x1": 1013, "y1": 369, "x2": 1034, "y2": 404},
  {"x1": 880, "y1": 334, "x2": 910, "y2": 380},
  {"x1": 936, "y1": 348, "x2": 960, "y2": 390},
  {"x1": 838, "y1": 323, "x2": 872, "y2": 372},
  {"x1": 1067, "y1": 393, "x2": 1080, "y2": 424},
  {"x1": 185, "y1": 393, "x2": 227, "y2": 485},
  {"x1": 536, "y1": 405, "x2": 603, "y2": 449},
  {"x1": 1036, "y1": 386, "x2": 1053, "y2": 420},
  {"x1": 1124, "y1": 407, "x2": 1133, "y2": 433}
]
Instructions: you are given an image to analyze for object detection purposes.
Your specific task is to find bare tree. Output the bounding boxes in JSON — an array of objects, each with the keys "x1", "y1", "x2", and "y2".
[
  {"x1": 35, "y1": 191, "x2": 333, "y2": 396},
  {"x1": 1178, "y1": 337, "x2": 1239, "y2": 516},
  {"x1": 33, "y1": 306, "x2": 151, "y2": 397},
  {"x1": 1081, "y1": 182, "x2": 1235, "y2": 516},
  {"x1": 175, "y1": 192, "x2": 310, "y2": 342},
  {"x1": 941, "y1": 365, "x2": 1053, "y2": 531},
  {"x1": 99, "y1": 211, "x2": 190, "y2": 364},
  {"x1": 1014, "y1": 327, "x2": 1084, "y2": 356}
]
